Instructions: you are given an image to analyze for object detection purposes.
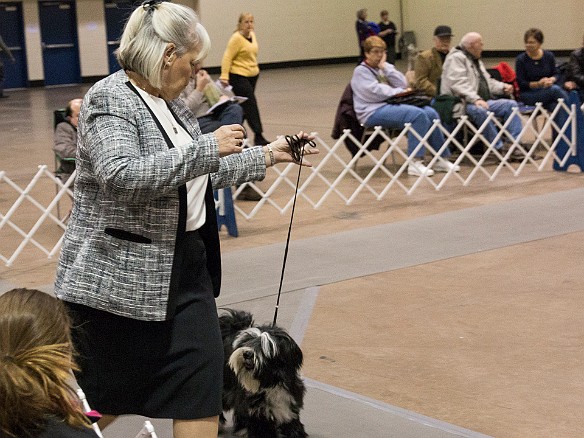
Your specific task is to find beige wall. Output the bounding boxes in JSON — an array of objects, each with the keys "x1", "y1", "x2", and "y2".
[
  {"x1": 22, "y1": 1, "x2": 42, "y2": 81},
  {"x1": 198, "y1": 0, "x2": 399, "y2": 67},
  {"x1": 404, "y1": 0, "x2": 584, "y2": 51},
  {"x1": 76, "y1": 0, "x2": 108, "y2": 77},
  {"x1": 16, "y1": 0, "x2": 583, "y2": 81}
]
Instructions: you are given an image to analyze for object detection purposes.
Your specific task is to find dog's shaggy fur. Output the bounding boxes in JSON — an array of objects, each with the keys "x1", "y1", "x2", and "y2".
[{"x1": 219, "y1": 309, "x2": 307, "y2": 438}]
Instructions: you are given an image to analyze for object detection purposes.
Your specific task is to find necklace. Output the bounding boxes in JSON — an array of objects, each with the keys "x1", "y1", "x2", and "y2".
[
  {"x1": 150, "y1": 97, "x2": 179, "y2": 135},
  {"x1": 160, "y1": 104, "x2": 179, "y2": 135},
  {"x1": 128, "y1": 73, "x2": 179, "y2": 135}
]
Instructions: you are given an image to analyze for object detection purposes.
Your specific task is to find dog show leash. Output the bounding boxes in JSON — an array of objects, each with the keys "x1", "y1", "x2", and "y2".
[{"x1": 272, "y1": 134, "x2": 316, "y2": 327}]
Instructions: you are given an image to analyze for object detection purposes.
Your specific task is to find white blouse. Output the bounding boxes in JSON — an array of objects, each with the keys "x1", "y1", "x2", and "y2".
[{"x1": 134, "y1": 85, "x2": 208, "y2": 232}]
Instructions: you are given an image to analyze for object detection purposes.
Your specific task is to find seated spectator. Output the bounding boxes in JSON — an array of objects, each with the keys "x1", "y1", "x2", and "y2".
[
  {"x1": 564, "y1": 33, "x2": 584, "y2": 101},
  {"x1": 441, "y1": 32, "x2": 523, "y2": 152},
  {"x1": 0, "y1": 288, "x2": 99, "y2": 437},
  {"x1": 515, "y1": 28, "x2": 568, "y2": 113},
  {"x1": 181, "y1": 68, "x2": 260, "y2": 201},
  {"x1": 351, "y1": 36, "x2": 460, "y2": 177},
  {"x1": 415, "y1": 25, "x2": 454, "y2": 97},
  {"x1": 53, "y1": 98, "x2": 82, "y2": 184},
  {"x1": 180, "y1": 68, "x2": 244, "y2": 134}
]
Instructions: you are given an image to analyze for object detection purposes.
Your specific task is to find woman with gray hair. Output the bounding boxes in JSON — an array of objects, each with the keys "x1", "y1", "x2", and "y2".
[
  {"x1": 355, "y1": 8, "x2": 377, "y2": 61},
  {"x1": 54, "y1": 1, "x2": 317, "y2": 437}
]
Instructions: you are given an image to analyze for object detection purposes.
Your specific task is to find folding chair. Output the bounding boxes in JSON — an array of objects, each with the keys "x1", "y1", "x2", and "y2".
[
  {"x1": 77, "y1": 388, "x2": 159, "y2": 438},
  {"x1": 76, "y1": 388, "x2": 104, "y2": 438},
  {"x1": 360, "y1": 125, "x2": 404, "y2": 168}
]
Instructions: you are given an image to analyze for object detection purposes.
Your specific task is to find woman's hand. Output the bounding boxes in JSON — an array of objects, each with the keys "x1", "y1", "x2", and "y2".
[
  {"x1": 195, "y1": 70, "x2": 211, "y2": 92},
  {"x1": 219, "y1": 79, "x2": 230, "y2": 88},
  {"x1": 266, "y1": 131, "x2": 319, "y2": 167},
  {"x1": 213, "y1": 124, "x2": 246, "y2": 157},
  {"x1": 539, "y1": 77, "x2": 555, "y2": 88}
]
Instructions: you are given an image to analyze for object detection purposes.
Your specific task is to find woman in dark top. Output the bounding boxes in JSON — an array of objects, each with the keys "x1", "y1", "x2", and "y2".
[
  {"x1": 564, "y1": 33, "x2": 584, "y2": 101},
  {"x1": 0, "y1": 288, "x2": 99, "y2": 438},
  {"x1": 378, "y1": 10, "x2": 397, "y2": 64},
  {"x1": 515, "y1": 28, "x2": 568, "y2": 113}
]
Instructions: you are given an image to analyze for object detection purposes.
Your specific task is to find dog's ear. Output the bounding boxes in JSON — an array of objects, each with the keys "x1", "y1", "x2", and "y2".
[
  {"x1": 282, "y1": 333, "x2": 303, "y2": 369},
  {"x1": 291, "y1": 339, "x2": 304, "y2": 369}
]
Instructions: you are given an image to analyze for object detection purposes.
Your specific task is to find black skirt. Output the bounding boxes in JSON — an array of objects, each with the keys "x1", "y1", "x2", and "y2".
[{"x1": 65, "y1": 230, "x2": 223, "y2": 419}]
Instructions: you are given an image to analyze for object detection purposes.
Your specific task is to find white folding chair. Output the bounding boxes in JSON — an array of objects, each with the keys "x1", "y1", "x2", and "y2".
[
  {"x1": 77, "y1": 388, "x2": 159, "y2": 438},
  {"x1": 76, "y1": 388, "x2": 104, "y2": 438},
  {"x1": 359, "y1": 125, "x2": 404, "y2": 168}
]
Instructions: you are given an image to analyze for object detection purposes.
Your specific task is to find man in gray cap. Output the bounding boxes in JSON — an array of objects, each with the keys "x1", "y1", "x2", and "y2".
[{"x1": 414, "y1": 25, "x2": 453, "y2": 97}]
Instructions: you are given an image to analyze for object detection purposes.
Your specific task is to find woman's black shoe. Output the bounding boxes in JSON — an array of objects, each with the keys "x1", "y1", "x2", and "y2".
[
  {"x1": 237, "y1": 185, "x2": 262, "y2": 201},
  {"x1": 254, "y1": 135, "x2": 270, "y2": 146}
]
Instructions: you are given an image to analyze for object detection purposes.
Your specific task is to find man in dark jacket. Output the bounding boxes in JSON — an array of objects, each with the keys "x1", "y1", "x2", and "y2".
[{"x1": 565, "y1": 34, "x2": 584, "y2": 101}]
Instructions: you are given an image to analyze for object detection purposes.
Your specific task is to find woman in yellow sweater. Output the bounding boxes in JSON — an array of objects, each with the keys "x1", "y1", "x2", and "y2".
[{"x1": 220, "y1": 13, "x2": 269, "y2": 145}]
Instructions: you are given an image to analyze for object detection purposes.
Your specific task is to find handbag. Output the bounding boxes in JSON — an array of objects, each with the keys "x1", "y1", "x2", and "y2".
[
  {"x1": 385, "y1": 90, "x2": 432, "y2": 107},
  {"x1": 361, "y1": 63, "x2": 431, "y2": 108}
]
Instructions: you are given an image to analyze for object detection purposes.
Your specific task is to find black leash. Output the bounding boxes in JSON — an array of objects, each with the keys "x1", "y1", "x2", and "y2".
[{"x1": 272, "y1": 135, "x2": 316, "y2": 327}]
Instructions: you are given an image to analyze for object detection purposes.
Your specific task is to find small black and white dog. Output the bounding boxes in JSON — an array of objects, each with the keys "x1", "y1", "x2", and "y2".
[{"x1": 219, "y1": 309, "x2": 308, "y2": 438}]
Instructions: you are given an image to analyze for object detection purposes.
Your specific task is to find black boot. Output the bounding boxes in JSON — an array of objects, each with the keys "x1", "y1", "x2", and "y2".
[{"x1": 254, "y1": 134, "x2": 270, "y2": 146}]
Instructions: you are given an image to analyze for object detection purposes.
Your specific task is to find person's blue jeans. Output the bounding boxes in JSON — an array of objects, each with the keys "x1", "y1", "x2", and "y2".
[
  {"x1": 365, "y1": 104, "x2": 449, "y2": 158},
  {"x1": 465, "y1": 98, "x2": 523, "y2": 149},
  {"x1": 519, "y1": 85, "x2": 569, "y2": 138},
  {"x1": 197, "y1": 102, "x2": 244, "y2": 134},
  {"x1": 519, "y1": 84, "x2": 568, "y2": 112}
]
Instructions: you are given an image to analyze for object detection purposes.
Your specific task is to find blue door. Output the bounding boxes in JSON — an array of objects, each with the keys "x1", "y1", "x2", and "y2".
[
  {"x1": 104, "y1": 0, "x2": 140, "y2": 74},
  {"x1": 0, "y1": 2, "x2": 28, "y2": 89},
  {"x1": 38, "y1": 0, "x2": 81, "y2": 85}
]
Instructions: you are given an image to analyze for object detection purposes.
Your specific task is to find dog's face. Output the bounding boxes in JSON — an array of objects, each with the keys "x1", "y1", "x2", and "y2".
[{"x1": 228, "y1": 325, "x2": 303, "y2": 393}]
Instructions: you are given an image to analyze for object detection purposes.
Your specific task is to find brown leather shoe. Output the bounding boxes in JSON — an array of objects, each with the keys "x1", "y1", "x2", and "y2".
[{"x1": 237, "y1": 185, "x2": 262, "y2": 201}]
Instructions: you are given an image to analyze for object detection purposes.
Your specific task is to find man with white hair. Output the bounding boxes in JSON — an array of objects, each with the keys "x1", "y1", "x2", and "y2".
[{"x1": 440, "y1": 32, "x2": 523, "y2": 152}]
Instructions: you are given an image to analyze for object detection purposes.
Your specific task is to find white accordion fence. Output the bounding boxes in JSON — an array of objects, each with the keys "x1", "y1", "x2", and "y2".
[{"x1": 1, "y1": 99, "x2": 581, "y2": 266}]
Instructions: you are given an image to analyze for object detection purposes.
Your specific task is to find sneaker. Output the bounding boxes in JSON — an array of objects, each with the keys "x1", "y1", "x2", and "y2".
[
  {"x1": 434, "y1": 159, "x2": 461, "y2": 173},
  {"x1": 502, "y1": 143, "x2": 527, "y2": 162},
  {"x1": 407, "y1": 160, "x2": 435, "y2": 177},
  {"x1": 508, "y1": 148, "x2": 525, "y2": 162}
]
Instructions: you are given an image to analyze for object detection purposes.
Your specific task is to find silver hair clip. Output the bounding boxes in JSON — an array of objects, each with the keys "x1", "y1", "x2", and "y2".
[{"x1": 142, "y1": 0, "x2": 164, "y2": 12}]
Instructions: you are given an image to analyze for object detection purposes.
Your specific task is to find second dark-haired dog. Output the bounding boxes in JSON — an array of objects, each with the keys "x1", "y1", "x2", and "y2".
[{"x1": 219, "y1": 309, "x2": 307, "y2": 438}]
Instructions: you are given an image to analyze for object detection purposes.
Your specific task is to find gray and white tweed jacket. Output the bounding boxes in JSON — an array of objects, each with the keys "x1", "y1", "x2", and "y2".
[{"x1": 54, "y1": 70, "x2": 266, "y2": 321}]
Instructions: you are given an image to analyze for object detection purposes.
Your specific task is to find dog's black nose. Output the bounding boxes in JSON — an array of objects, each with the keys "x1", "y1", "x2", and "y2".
[{"x1": 243, "y1": 350, "x2": 253, "y2": 360}]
